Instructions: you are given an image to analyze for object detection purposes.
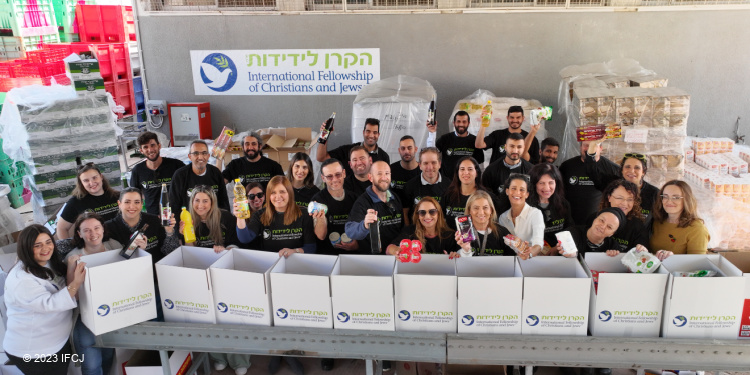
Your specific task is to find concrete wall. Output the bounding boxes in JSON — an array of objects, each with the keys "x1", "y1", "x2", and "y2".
[{"x1": 138, "y1": 9, "x2": 750, "y2": 151}]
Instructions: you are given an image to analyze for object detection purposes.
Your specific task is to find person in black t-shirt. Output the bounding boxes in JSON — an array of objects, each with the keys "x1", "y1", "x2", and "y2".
[
  {"x1": 316, "y1": 118, "x2": 390, "y2": 176},
  {"x1": 565, "y1": 207, "x2": 626, "y2": 257},
  {"x1": 312, "y1": 159, "x2": 359, "y2": 256},
  {"x1": 587, "y1": 180, "x2": 648, "y2": 252},
  {"x1": 287, "y1": 152, "x2": 320, "y2": 211},
  {"x1": 482, "y1": 133, "x2": 534, "y2": 197},
  {"x1": 343, "y1": 145, "x2": 373, "y2": 197},
  {"x1": 221, "y1": 132, "x2": 284, "y2": 189},
  {"x1": 451, "y1": 190, "x2": 513, "y2": 257},
  {"x1": 539, "y1": 137, "x2": 560, "y2": 165},
  {"x1": 390, "y1": 136, "x2": 421, "y2": 206},
  {"x1": 583, "y1": 138, "x2": 660, "y2": 217},
  {"x1": 345, "y1": 161, "x2": 404, "y2": 255},
  {"x1": 559, "y1": 140, "x2": 619, "y2": 225},
  {"x1": 170, "y1": 140, "x2": 229, "y2": 225},
  {"x1": 442, "y1": 157, "x2": 505, "y2": 230},
  {"x1": 237, "y1": 176, "x2": 324, "y2": 255},
  {"x1": 402, "y1": 147, "x2": 450, "y2": 224},
  {"x1": 235, "y1": 182, "x2": 265, "y2": 250},
  {"x1": 105, "y1": 188, "x2": 179, "y2": 264},
  {"x1": 528, "y1": 163, "x2": 574, "y2": 252},
  {"x1": 129, "y1": 131, "x2": 185, "y2": 216},
  {"x1": 57, "y1": 162, "x2": 121, "y2": 240},
  {"x1": 476, "y1": 105, "x2": 540, "y2": 164},
  {"x1": 426, "y1": 110, "x2": 485, "y2": 178},
  {"x1": 180, "y1": 185, "x2": 240, "y2": 251},
  {"x1": 386, "y1": 197, "x2": 458, "y2": 255}
]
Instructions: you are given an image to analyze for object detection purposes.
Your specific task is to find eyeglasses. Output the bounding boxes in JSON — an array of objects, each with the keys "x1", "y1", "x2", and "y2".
[
  {"x1": 323, "y1": 172, "x2": 344, "y2": 181},
  {"x1": 624, "y1": 153, "x2": 646, "y2": 161},
  {"x1": 248, "y1": 192, "x2": 265, "y2": 200},
  {"x1": 76, "y1": 162, "x2": 95, "y2": 172},
  {"x1": 189, "y1": 151, "x2": 209, "y2": 157},
  {"x1": 661, "y1": 195, "x2": 684, "y2": 202},
  {"x1": 417, "y1": 209, "x2": 438, "y2": 217}
]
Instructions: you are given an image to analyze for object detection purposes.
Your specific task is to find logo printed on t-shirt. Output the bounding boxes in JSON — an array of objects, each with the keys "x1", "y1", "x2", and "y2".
[{"x1": 569, "y1": 176, "x2": 578, "y2": 185}]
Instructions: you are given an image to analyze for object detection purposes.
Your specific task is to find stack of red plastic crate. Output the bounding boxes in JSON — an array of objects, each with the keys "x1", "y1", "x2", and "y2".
[{"x1": 0, "y1": 47, "x2": 69, "y2": 92}]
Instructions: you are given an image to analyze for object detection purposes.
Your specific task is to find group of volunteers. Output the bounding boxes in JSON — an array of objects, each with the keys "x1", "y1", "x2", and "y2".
[{"x1": 3, "y1": 107, "x2": 709, "y2": 375}]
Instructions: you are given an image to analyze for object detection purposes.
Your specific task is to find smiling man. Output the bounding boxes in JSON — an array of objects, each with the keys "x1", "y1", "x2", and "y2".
[
  {"x1": 169, "y1": 140, "x2": 229, "y2": 224},
  {"x1": 476, "y1": 106, "x2": 540, "y2": 164},
  {"x1": 402, "y1": 147, "x2": 450, "y2": 224},
  {"x1": 316, "y1": 118, "x2": 390, "y2": 176},
  {"x1": 129, "y1": 132, "x2": 185, "y2": 216},
  {"x1": 482, "y1": 133, "x2": 534, "y2": 198},
  {"x1": 425, "y1": 110, "x2": 484, "y2": 178},
  {"x1": 343, "y1": 146, "x2": 374, "y2": 197},
  {"x1": 222, "y1": 132, "x2": 284, "y2": 190}
]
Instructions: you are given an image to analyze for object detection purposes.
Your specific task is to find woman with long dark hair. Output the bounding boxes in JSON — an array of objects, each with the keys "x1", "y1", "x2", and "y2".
[
  {"x1": 593, "y1": 179, "x2": 648, "y2": 251},
  {"x1": 386, "y1": 197, "x2": 458, "y2": 255},
  {"x1": 528, "y1": 163, "x2": 574, "y2": 252},
  {"x1": 56, "y1": 162, "x2": 120, "y2": 240},
  {"x1": 442, "y1": 156, "x2": 505, "y2": 229},
  {"x1": 498, "y1": 174, "x2": 545, "y2": 259},
  {"x1": 3, "y1": 224, "x2": 86, "y2": 375},
  {"x1": 287, "y1": 152, "x2": 320, "y2": 210}
]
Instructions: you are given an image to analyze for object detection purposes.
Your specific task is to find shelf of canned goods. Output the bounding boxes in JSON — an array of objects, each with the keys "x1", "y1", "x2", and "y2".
[{"x1": 97, "y1": 322, "x2": 750, "y2": 375}]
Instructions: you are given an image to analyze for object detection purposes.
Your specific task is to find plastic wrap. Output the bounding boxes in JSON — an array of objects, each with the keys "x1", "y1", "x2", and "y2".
[
  {"x1": 448, "y1": 90, "x2": 546, "y2": 166},
  {"x1": 557, "y1": 60, "x2": 688, "y2": 188},
  {"x1": 0, "y1": 85, "x2": 123, "y2": 224},
  {"x1": 351, "y1": 75, "x2": 436, "y2": 161}
]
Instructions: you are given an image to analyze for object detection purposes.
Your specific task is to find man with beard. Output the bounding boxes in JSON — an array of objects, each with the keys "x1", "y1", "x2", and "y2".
[
  {"x1": 402, "y1": 147, "x2": 450, "y2": 224},
  {"x1": 316, "y1": 118, "x2": 390, "y2": 176},
  {"x1": 129, "y1": 132, "x2": 185, "y2": 215},
  {"x1": 425, "y1": 110, "x2": 484, "y2": 177},
  {"x1": 345, "y1": 161, "x2": 404, "y2": 255},
  {"x1": 540, "y1": 137, "x2": 560, "y2": 165},
  {"x1": 389, "y1": 136, "x2": 421, "y2": 205},
  {"x1": 476, "y1": 106, "x2": 540, "y2": 164},
  {"x1": 169, "y1": 140, "x2": 230, "y2": 224},
  {"x1": 482, "y1": 133, "x2": 534, "y2": 198},
  {"x1": 343, "y1": 146, "x2": 373, "y2": 197},
  {"x1": 222, "y1": 132, "x2": 284, "y2": 190}
]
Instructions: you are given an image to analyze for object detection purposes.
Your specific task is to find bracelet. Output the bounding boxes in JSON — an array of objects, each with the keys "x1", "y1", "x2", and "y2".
[{"x1": 68, "y1": 285, "x2": 77, "y2": 292}]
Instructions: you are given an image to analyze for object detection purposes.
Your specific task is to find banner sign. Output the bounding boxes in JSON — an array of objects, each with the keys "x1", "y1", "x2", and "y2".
[{"x1": 191, "y1": 49, "x2": 380, "y2": 96}]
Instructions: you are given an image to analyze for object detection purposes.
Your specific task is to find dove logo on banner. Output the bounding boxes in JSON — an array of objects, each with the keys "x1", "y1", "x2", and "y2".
[{"x1": 200, "y1": 53, "x2": 238, "y2": 92}]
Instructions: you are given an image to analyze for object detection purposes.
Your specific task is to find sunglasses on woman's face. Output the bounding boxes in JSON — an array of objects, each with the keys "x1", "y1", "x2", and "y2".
[
  {"x1": 417, "y1": 209, "x2": 438, "y2": 217},
  {"x1": 248, "y1": 192, "x2": 265, "y2": 200}
]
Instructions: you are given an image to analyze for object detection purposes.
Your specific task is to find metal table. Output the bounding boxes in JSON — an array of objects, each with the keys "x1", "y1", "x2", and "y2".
[{"x1": 97, "y1": 322, "x2": 750, "y2": 375}]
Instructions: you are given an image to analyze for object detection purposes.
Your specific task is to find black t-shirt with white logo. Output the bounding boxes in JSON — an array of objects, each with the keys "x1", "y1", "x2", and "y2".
[
  {"x1": 105, "y1": 213, "x2": 168, "y2": 264},
  {"x1": 343, "y1": 174, "x2": 371, "y2": 198},
  {"x1": 483, "y1": 128, "x2": 539, "y2": 164},
  {"x1": 531, "y1": 199, "x2": 575, "y2": 247},
  {"x1": 246, "y1": 208, "x2": 317, "y2": 253},
  {"x1": 467, "y1": 227, "x2": 513, "y2": 256},
  {"x1": 435, "y1": 133, "x2": 485, "y2": 178},
  {"x1": 390, "y1": 226, "x2": 459, "y2": 254},
  {"x1": 442, "y1": 190, "x2": 506, "y2": 230},
  {"x1": 560, "y1": 156, "x2": 603, "y2": 225},
  {"x1": 481, "y1": 159, "x2": 534, "y2": 197},
  {"x1": 311, "y1": 189, "x2": 358, "y2": 255},
  {"x1": 129, "y1": 157, "x2": 185, "y2": 216},
  {"x1": 60, "y1": 191, "x2": 120, "y2": 223},
  {"x1": 329, "y1": 142, "x2": 390, "y2": 177},
  {"x1": 169, "y1": 164, "x2": 230, "y2": 224},
  {"x1": 389, "y1": 161, "x2": 421, "y2": 207},
  {"x1": 402, "y1": 175, "x2": 450, "y2": 216},
  {"x1": 221, "y1": 156, "x2": 284, "y2": 190},
  {"x1": 347, "y1": 190, "x2": 404, "y2": 255},
  {"x1": 294, "y1": 185, "x2": 321, "y2": 211},
  {"x1": 192, "y1": 209, "x2": 241, "y2": 249}
]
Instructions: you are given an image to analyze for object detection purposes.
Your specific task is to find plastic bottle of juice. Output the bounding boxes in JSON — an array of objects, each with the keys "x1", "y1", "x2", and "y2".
[
  {"x1": 481, "y1": 100, "x2": 493, "y2": 127},
  {"x1": 233, "y1": 179, "x2": 251, "y2": 220},
  {"x1": 180, "y1": 207, "x2": 196, "y2": 243}
]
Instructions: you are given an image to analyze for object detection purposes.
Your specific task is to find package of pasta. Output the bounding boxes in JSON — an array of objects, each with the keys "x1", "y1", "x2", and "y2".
[
  {"x1": 620, "y1": 248, "x2": 661, "y2": 273},
  {"x1": 503, "y1": 234, "x2": 529, "y2": 255}
]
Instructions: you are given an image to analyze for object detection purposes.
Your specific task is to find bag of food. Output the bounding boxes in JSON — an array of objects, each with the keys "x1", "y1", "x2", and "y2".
[
  {"x1": 620, "y1": 247, "x2": 661, "y2": 273},
  {"x1": 673, "y1": 270, "x2": 717, "y2": 277}
]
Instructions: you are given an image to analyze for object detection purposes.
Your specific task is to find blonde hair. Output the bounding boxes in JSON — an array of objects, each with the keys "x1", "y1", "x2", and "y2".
[
  {"x1": 465, "y1": 190, "x2": 500, "y2": 237},
  {"x1": 189, "y1": 186, "x2": 224, "y2": 246},
  {"x1": 261, "y1": 176, "x2": 302, "y2": 226}
]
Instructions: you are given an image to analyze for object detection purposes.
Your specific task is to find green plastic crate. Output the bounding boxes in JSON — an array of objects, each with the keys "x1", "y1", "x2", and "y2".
[
  {"x1": 51, "y1": 0, "x2": 94, "y2": 36},
  {"x1": 0, "y1": 0, "x2": 59, "y2": 38}
]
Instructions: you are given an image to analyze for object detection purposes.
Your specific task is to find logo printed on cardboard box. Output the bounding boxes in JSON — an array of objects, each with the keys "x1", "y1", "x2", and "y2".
[
  {"x1": 217, "y1": 303, "x2": 229, "y2": 313},
  {"x1": 526, "y1": 315, "x2": 540, "y2": 326},
  {"x1": 598, "y1": 310, "x2": 612, "y2": 322},
  {"x1": 398, "y1": 310, "x2": 411, "y2": 321},
  {"x1": 673, "y1": 315, "x2": 687, "y2": 327},
  {"x1": 276, "y1": 308, "x2": 289, "y2": 319},
  {"x1": 461, "y1": 315, "x2": 475, "y2": 326},
  {"x1": 165, "y1": 299, "x2": 175, "y2": 309},
  {"x1": 337, "y1": 312, "x2": 350, "y2": 323},
  {"x1": 97, "y1": 304, "x2": 111, "y2": 317}
]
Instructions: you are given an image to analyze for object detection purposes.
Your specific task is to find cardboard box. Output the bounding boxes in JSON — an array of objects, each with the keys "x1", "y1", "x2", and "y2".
[
  {"x1": 156, "y1": 246, "x2": 228, "y2": 324},
  {"x1": 209, "y1": 249, "x2": 279, "y2": 326},
  {"x1": 720, "y1": 252, "x2": 750, "y2": 339},
  {"x1": 394, "y1": 254, "x2": 457, "y2": 333},
  {"x1": 455, "y1": 256, "x2": 523, "y2": 334},
  {"x1": 330, "y1": 254, "x2": 396, "y2": 331},
  {"x1": 73, "y1": 78, "x2": 106, "y2": 95},
  {"x1": 270, "y1": 253, "x2": 338, "y2": 328},
  {"x1": 260, "y1": 127, "x2": 312, "y2": 170},
  {"x1": 661, "y1": 254, "x2": 746, "y2": 339},
  {"x1": 584, "y1": 253, "x2": 669, "y2": 337},
  {"x1": 123, "y1": 350, "x2": 194, "y2": 375},
  {"x1": 518, "y1": 257, "x2": 590, "y2": 336},
  {"x1": 78, "y1": 249, "x2": 157, "y2": 335},
  {"x1": 66, "y1": 59, "x2": 102, "y2": 80},
  {"x1": 221, "y1": 141, "x2": 243, "y2": 169}
]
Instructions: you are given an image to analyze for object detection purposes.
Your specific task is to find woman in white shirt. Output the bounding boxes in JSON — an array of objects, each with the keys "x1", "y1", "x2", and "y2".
[
  {"x1": 63, "y1": 212, "x2": 141, "y2": 375},
  {"x1": 498, "y1": 173, "x2": 546, "y2": 259},
  {"x1": 3, "y1": 224, "x2": 86, "y2": 375}
]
